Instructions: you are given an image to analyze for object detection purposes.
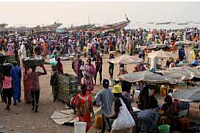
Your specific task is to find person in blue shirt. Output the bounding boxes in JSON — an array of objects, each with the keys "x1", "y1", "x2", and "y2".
[
  {"x1": 10, "y1": 61, "x2": 22, "y2": 105},
  {"x1": 178, "y1": 45, "x2": 185, "y2": 61},
  {"x1": 95, "y1": 79, "x2": 114, "y2": 133}
]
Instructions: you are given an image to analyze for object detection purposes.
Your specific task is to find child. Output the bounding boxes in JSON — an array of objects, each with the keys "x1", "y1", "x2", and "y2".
[
  {"x1": 2, "y1": 70, "x2": 12, "y2": 110},
  {"x1": 50, "y1": 65, "x2": 58, "y2": 102}
]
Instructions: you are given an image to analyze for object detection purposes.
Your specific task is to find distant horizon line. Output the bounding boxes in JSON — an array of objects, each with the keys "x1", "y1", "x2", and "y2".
[{"x1": 2, "y1": 21, "x2": 200, "y2": 26}]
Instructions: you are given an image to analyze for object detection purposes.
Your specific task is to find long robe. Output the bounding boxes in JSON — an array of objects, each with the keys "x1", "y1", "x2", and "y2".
[
  {"x1": 74, "y1": 93, "x2": 93, "y2": 132},
  {"x1": 23, "y1": 70, "x2": 32, "y2": 103},
  {"x1": 81, "y1": 64, "x2": 96, "y2": 92},
  {"x1": 10, "y1": 66, "x2": 22, "y2": 103},
  {"x1": 72, "y1": 58, "x2": 82, "y2": 84}
]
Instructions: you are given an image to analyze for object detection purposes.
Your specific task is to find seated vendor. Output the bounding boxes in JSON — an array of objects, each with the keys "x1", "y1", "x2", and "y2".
[
  {"x1": 133, "y1": 65, "x2": 140, "y2": 72},
  {"x1": 118, "y1": 66, "x2": 128, "y2": 75},
  {"x1": 169, "y1": 62, "x2": 176, "y2": 68},
  {"x1": 166, "y1": 57, "x2": 174, "y2": 68},
  {"x1": 139, "y1": 64, "x2": 146, "y2": 71},
  {"x1": 149, "y1": 92, "x2": 159, "y2": 110},
  {"x1": 161, "y1": 95, "x2": 179, "y2": 127},
  {"x1": 137, "y1": 109, "x2": 160, "y2": 133}
]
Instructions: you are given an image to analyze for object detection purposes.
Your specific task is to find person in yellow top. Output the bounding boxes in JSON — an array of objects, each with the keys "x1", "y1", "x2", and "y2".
[{"x1": 107, "y1": 83, "x2": 134, "y2": 133}]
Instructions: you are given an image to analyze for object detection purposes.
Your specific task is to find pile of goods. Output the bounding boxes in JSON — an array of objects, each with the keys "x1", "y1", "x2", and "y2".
[
  {"x1": 57, "y1": 73, "x2": 78, "y2": 102},
  {"x1": 22, "y1": 57, "x2": 45, "y2": 67},
  {"x1": 0, "y1": 63, "x2": 13, "y2": 74}
]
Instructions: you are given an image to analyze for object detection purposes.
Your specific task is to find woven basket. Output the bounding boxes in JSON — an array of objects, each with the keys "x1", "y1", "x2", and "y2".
[
  {"x1": 57, "y1": 73, "x2": 78, "y2": 102},
  {"x1": 0, "y1": 63, "x2": 13, "y2": 74}
]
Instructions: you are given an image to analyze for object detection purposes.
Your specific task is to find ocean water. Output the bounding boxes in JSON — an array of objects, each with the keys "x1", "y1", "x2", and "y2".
[{"x1": 129, "y1": 23, "x2": 200, "y2": 30}]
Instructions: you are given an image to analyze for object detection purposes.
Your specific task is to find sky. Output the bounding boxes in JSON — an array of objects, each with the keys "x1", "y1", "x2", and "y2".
[{"x1": 0, "y1": 2, "x2": 200, "y2": 29}]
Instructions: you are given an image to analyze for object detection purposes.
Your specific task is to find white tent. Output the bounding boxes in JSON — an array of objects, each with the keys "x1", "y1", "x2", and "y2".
[
  {"x1": 148, "y1": 50, "x2": 177, "y2": 70},
  {"x1": 148, "y1": 50, "x2": 177, "y2": 59},
  {"x1": 108, "y1": 54, "x2": 143, "y2": 65}
]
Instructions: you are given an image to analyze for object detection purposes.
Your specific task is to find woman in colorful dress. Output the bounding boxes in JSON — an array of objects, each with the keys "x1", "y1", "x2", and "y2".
[
  {"x1": 81, "y1": 59, "x2": 96, "y2": 92},
  {"x1": 74, "y1": 84, "x2": 94, "y2": 132},
  {"x1": 23, "y1": 67, "x2": 32, "y2": 103},
  {"x1": 72, "y1": 54, "x2": 83, "y2": 84}
]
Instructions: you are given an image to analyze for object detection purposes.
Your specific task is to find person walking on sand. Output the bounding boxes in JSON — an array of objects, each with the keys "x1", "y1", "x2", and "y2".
[
  {"x1": 10, "y1": 61, "x2": 22, "y2": 106},
  {"x1": 81, "y1": 58, "x2": 96, "y2": 92},
  {"x1": 23, "y1": 66, "x2": 32, "y2": 103},
  {"x1": 26, "y1": 65, "x2": 47, "y2": 112},
  {"x1": 50, "y1": 65, "x2": 59, "y2": 102},
  {"x1": 74, "y1": 84, "x2": 94, "y2": 133},
  {"x1": 95, "y1": 79, "x2": 114, "y2": 133},
  {"x1": 2, "y1": 70, "x2": 12, "y2": 110},
  {"x1": 93, "y1": 53, "x2": 103, "y2": 85},
  {"x1": 72, "y1": 54, "x2": 83, "y2": 84}
]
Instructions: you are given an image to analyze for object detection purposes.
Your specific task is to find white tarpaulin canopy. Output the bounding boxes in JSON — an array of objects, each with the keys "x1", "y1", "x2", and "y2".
[
  {"x1": 118, "y1": 71, "x2": 176, "y2": 84},
  {"x1": 156, "y1": 67, "x2": 200, "y2": 82},
  {"x1": 148, "y1": 50, "x2": 177, "y2": 59},
  {"x1": 51, "y1": 107, "x2": 101, "y2": 125},
  {"x1": 108, "y1": 54, "x2": 143, "y2": 65},
  {"x1": 146, "y1": 44, "x2": 166, "y2": 50},
  {"x1": 172, "y1": 87, "x2": 200, "y2": 102}
]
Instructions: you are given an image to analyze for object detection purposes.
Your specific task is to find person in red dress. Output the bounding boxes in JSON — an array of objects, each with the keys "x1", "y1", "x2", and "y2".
[
  {"x1": 74, "y1": 84, "x2": 94, "y2": 132},
  {"x1": 24, "y1": 67, "x2": 32, "y2": 103}
]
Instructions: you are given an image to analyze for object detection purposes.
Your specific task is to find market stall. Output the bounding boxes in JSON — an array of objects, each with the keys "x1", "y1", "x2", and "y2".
[
  {"x1": 171, "y1": 87, "x2": 200, "y2": 117},
  {"x1": 147, "y1": 49, "x2": 177, "y2": 70},
  {"x1": 108, "y1": 54, "x2": 143, "y2": 65}
]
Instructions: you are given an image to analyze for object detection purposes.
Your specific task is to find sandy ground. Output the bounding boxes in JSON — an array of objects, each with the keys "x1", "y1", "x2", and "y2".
[{"x1": 0, "y1": 48, "x2": 199, "y2": 133}]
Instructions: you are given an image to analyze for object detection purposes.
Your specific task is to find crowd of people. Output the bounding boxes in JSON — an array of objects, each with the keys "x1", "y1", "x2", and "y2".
[
  {"x1": 0, "y1": 27, "x2": 200, "y2": 132},
  {"x1": 0, "y1": 27, "x2": 199, "y2": 60}
]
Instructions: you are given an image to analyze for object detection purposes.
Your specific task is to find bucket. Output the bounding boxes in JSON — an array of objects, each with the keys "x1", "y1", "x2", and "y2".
[
  {"x1": 158, "y1": 124, "x2": 170, "y2": 133},
  {"x1": 74, "y1": 122, "x2": 87, "y2": 133}
]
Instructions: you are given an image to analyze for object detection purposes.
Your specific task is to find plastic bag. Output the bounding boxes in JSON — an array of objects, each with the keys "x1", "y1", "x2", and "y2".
[
  {"x1": 50, "y1": 58, "x2": 57, "y2": 66},
  {"x1": 112, "y1": 98, "x2": 135, "y2": 130}
]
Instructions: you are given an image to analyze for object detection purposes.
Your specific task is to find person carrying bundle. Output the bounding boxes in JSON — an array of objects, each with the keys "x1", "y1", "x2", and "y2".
[{"x1": 26, "y1": 64, "x2": 47, "y2": 112}]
